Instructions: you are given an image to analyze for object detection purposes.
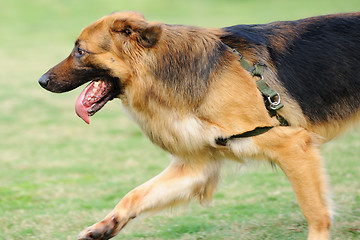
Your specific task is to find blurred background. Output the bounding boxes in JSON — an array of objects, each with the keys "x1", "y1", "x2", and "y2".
[{"x1": 1, "y1": 0, "x2": 360, "y2": 239}]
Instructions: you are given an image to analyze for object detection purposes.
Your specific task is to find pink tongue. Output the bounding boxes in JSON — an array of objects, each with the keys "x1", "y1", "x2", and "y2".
[{"x1": 75, "y1": 83, "x2": 93, "y2": 124}]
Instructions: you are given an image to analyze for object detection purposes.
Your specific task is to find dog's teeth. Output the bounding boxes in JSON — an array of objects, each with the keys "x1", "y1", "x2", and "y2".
[{"x1": 93, "y1": 81, "x2": 99, "y2": 88}]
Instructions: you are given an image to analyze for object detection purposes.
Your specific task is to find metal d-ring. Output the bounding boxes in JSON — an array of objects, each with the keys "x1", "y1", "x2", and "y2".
[{"x1": 268, "y1": 93, "x2": 281, "y2": 110}]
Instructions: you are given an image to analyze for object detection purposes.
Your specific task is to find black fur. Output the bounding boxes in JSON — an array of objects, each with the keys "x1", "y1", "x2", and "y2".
[{"x1": 222, "y1": 13, "x2": 360, "y2": 123}]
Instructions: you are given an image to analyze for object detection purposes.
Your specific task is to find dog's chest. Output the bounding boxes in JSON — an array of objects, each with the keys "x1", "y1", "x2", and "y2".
[{"x1": 123, "y1": 105, "x2": 209, "y2": 154}]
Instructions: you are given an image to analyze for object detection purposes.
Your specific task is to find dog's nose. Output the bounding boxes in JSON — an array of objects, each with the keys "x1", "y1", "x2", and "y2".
[{"x1": 38, "y1": 74, "x2": 50, "y2": 89}]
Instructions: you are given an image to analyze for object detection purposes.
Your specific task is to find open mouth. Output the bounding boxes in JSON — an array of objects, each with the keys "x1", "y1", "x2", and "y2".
[{"x1": 75, "y1": 79, "x2": 120, "y2": 124}]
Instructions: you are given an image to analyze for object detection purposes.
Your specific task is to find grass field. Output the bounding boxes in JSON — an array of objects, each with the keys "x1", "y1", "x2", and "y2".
[{"x1": 1, "y1": 0, "x2": 360, "y2": 239}]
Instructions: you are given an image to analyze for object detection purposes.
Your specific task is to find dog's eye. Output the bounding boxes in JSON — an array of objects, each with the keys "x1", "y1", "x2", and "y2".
[
  {"x1": 123, "y1": 28, "x2": 132, "y2": 36},
  {"x1": 75, "y1": 46, "x2": 86, "y2": 57}
]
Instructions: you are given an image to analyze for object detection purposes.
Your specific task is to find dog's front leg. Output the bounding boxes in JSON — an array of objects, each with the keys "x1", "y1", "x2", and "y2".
[{"x1": 78, "y1": 156, "x2": 221, "y2": 240}]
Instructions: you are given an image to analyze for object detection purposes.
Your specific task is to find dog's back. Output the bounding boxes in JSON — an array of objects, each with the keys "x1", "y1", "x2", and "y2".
[{"x1": 222, "y1": 13, "x2": 360, "y2": 139}]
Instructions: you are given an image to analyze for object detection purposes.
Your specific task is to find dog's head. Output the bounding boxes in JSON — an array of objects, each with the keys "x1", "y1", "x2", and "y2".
[{"x1": 38, "y1": 11, "x2": 162, "y2": 124}]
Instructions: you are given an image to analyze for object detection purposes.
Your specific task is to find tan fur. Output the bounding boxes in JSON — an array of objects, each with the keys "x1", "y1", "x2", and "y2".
[{"x1": 43, "y1": 12, "x2": 354, "y2": 240}]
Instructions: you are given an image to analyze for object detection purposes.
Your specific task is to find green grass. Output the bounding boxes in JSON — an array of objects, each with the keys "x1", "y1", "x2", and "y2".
[{"x1": 1, "y1": 0, "x2": 360, "y2": 239}]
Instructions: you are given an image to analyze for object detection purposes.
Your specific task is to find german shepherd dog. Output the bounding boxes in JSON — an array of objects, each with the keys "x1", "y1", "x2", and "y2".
[{"x1": 39, "y1": 11, "x2": 360, "y2": 240}]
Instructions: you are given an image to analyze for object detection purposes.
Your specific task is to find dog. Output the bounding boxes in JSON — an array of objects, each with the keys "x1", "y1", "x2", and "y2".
[{"x1": 38, "y1": 11, "x2": 360, "y2": 240}]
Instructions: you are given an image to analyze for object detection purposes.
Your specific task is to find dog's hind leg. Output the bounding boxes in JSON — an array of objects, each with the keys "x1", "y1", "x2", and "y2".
[
  {"x1": 77, "y1": 156, "x2": 221, "y2": 240},
  {"x1": 255, "y1": 127, "x2": 331, "y2": 240}
]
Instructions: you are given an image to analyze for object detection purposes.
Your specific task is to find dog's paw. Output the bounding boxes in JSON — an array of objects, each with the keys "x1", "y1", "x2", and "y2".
[{"x1": 77, "y1": 215, "x2": 120, "y2": 240}]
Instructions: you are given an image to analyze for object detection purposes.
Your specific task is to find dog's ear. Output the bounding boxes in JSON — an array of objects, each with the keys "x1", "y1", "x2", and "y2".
[
  {"x1": 111, "y1": 18, "x2": 162, "y2": 48},
  {"x1": 138, "y1": 25, "x2": 162, "y2": 48}
]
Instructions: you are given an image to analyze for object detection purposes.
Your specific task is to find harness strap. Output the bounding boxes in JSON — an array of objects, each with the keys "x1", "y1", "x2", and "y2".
[
  {"x1": 215, "y1": 126, "x2": 273, "y2": 146},
  {"x1": 215, "y1": 47, "x2": 289, "y2": 146},
  {"x1": 230, "y1": 47, "x2": 288, "y2": 125}
]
